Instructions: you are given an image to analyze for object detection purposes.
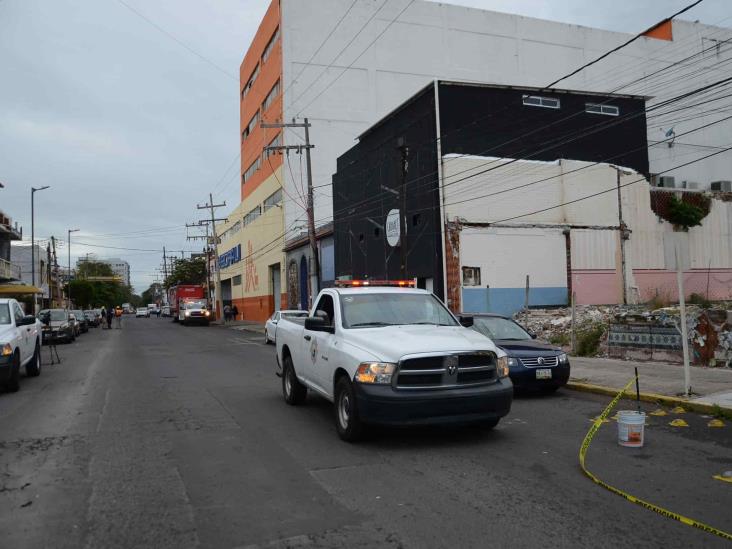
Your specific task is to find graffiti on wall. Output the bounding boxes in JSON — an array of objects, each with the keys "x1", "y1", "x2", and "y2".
[
  {"x1": 244, "y1": 240, "x2": 259, "y2": 292},
  {"x1": 287, "y1": 259, "x2": 299, "y2": 308}
]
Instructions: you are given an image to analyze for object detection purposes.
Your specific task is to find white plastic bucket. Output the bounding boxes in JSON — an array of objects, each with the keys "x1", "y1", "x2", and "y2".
[{"x1": 617, "y1": 410, "x2": 646, "y2": 447}]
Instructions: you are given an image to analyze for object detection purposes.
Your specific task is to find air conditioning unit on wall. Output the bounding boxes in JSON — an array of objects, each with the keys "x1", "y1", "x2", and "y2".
[
  {"x1": 711, "y1": 180, "x2": 732, "y2": 192},
  {"x1": 657, "y1": 176, "x2": 676, "y2": 188}
]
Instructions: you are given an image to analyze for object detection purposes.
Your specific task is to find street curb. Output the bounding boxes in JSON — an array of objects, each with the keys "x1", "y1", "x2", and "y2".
[{"x1": 566, "y1": 380, "x2": 732, "y2": 415}]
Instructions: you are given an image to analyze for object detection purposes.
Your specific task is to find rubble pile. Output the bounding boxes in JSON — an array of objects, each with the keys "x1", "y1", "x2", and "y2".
[{"x1": 513, "y1": 303, "x2": 732, "y2": 365}]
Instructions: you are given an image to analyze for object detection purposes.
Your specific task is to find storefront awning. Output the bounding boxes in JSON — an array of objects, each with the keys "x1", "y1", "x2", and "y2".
[{"x1": 0, "y1": 284, "x2": 43, "y2": 295}]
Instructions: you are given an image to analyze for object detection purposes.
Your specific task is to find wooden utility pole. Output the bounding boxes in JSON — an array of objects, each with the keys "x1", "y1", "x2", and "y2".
[
  {"x1": 186, "y1": 222, "x2": 213, "y2": 305},
  {"x1": 197, "y1": 196, "x2": 227, "y2": 321},
  {"x1": 262, "y1": 118, "x2": 319, "y2": 293}
]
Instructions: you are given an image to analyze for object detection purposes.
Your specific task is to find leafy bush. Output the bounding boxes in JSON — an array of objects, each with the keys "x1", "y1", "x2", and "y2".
[
  {"x1": 688, "y1": 293, "x2": 711, "y2": 308},
  {"x1": 576, "y1": 324, "x2": 606, "y2": 357},
  {"x1": 667, "y1": 196, "x2": 706, "y2": 230},
  {"x1": 549, "y1": 332, "x2": 570, "y2": 346}
]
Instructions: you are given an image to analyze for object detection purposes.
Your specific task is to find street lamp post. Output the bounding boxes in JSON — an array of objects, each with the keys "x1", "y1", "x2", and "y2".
[
  {"x1": 31, "y1": 186, "x2": 50, "y2": 313},
  {"x1": 67, "y1": 229, "x2": 79, "y2": 309}
]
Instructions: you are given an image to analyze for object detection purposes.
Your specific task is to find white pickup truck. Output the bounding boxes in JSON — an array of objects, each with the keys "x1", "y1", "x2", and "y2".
[
  {"x1": 0, "y1": 298, "x2": 43, "y2": 392},
  {"x1": 275, "y1": 284, "x2": 513, "y2": 441}
]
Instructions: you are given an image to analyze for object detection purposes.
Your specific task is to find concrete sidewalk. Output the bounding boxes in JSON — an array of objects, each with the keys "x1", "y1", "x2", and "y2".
[
  {"x1": 570, "y1": 356, "x2": 732, "y2": 410},
  {"x1": 218, "y1": 319, "x2": 265, "y2": 335}
]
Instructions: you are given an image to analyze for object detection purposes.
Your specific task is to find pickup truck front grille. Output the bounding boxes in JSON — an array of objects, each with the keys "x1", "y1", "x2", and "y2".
[
  {"x1": 395, "y1": 352, "x2": 497, "y2": 390},
  {"x1": 519, "y1": 355, "x2": 558, "y2": 368}
]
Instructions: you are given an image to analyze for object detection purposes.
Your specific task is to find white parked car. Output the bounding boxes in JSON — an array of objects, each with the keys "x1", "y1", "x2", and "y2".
[
  {"x1": 265, "y1": 310, "x2": 308, "y2": 344},
  {"x1": 274, "y1": 282, "x2": 512, "y2": 441},
  {"x1": 0, "y1": 298, "x2": 42, "y2": 392},
  {"x1": 135, "y1": 307, "x2": 150, "y2": 318}
]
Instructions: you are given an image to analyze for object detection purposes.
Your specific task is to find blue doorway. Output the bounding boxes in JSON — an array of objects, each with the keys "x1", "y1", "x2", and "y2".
[{"x1": 299, "y1": 256, "x2": 309, "y2": 311}]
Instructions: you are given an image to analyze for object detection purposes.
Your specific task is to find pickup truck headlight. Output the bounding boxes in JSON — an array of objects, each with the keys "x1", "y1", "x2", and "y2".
[
  {"x1": 204, "y1": 311, "x2": 210, "y2": 316},
  {"x1": 185, "y1": 311, "x2": 190, "y2": 317},
  {"x1": 558, "y1": 353, "x2": 568, "y2": 364},
  {"x1": 496, "y1": 356, "x2": 510, "y2": 378},
  {"x1": 1, "y1": 344, "x2": 12, "y2": 356},
  {"x1": 354, "y1": 362, "x2": 396, "y2": 384}
]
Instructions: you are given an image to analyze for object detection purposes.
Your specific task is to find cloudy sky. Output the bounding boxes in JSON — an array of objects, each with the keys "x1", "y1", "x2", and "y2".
[{"x1": 1, "y1": 0, "x2": 728, "y2": 292}]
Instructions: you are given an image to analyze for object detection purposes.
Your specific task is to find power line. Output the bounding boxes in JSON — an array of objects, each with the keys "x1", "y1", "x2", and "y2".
[{"x1": 114, "y1": 0, "x2": 238, "y2": 81}]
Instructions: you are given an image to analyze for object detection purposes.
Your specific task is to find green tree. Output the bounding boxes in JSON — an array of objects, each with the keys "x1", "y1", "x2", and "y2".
[
  {"x1": 141, "y1": 282, "x2": 164, "y2": 305},
  {"x1": 165, "y1": 257, "x2": 206, "y2": 288},
  {"x1": 77, "y1": 261, "x2": 115, "y2": 279}
]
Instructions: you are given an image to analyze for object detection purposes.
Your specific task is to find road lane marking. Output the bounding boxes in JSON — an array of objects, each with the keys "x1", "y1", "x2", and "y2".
[{"x1": 579, "y1": 376, "x2": 732, "y2": 542}]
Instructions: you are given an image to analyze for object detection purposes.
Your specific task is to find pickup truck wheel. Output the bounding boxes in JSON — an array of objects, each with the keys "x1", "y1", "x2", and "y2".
[
  {"x1": 26, "y1": 342, "x2": 41, "y2": 377},
  {"x1": 283, "y1": 356, "x2": 306, "y2": 405},
  {"x1": 5, "y1": 352, "x2": 20, "y2": 392},
  {"x1": 334, "y1": 377, "x2": 364, "y2": 442}
]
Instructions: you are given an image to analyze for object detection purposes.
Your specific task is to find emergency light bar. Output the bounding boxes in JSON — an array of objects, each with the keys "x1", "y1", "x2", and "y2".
[{"x1": 335, "y1": 279, "x2": 416, "y2": 288}]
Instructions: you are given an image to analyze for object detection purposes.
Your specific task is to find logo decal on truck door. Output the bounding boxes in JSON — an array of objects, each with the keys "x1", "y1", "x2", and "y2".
[{"x1": 310, "y1": 339, "x2": 318, "y2": 364}]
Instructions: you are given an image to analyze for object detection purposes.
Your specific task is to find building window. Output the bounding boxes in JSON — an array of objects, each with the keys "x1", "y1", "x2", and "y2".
[
  {"x1": 233, "y1": 275, "x2": 242, "y2": 286},
  {"x1": 243, "y1": 205, "x2": 262, "y2": 226},
  {"x1": 262, "y1": 79, "x2": 280, "y2": 112},
  {"x1": 243, "y1": 157, "x2": 261, "y2": 184},
  {"x1": 264, "y1": 133, "x2": 282, "y2": 159},
  {"x1": 585, "y1": 103, "x2": 619, "y2": 116},
  {"x1": 242, "y1": 64, "x2": 259, "y2": 100},
  {"x1": 462, "y1": 266, "x2": 481, "y2": 286},
  {"x1": 262, "y1": 27, "x2": 280, "y2": 64},
  {"x1": 242, "y1": 110, "x2": 260, "y2": 141},
  {"x1": 263, "y1": 188, "x2": 283, "y2": 212},
  {"x1": 522, "y1": 95, "x2": 560, "y2": 109}
]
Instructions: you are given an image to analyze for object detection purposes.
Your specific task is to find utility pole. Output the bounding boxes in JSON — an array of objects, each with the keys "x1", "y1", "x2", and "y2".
[
  {"x1": 262, "y1": 117, "x2": 320, "y2": 294},
  {"x1": 51, "y1": 236, "x2": 60, "y2": 307},
  {"x1": 162, "y1": 246, "x2": 168, "y2": 281},
  {"x1": 197, "y1": 195, "x2": 226, "y2": 321},
  {"x1": 67, "y1": 228, "x2": 79, "y2": 309},
  {"x1": 186, "y1": 222, "x2": 212, "y2": 305},
  {"x1": 397, "y1": 138, "x2": 409, "y2": 279},
  {"x1": 31, "y1": 185, "x2": 50, "y2": 313}
]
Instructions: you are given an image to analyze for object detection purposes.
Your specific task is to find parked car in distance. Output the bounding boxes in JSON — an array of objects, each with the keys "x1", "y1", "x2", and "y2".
[
  {"x1": 463, "y1": 313, "x2": 570, "y2": 393},
  {"x1": 0, "y1": 298, "x2": 42, "y2": 392},
  {"x1": 275, "y1": 282, "x2": 513, "y2": 441},
  {"x1": 38, "y1": 309, "x2": 75, "y2": 343},
  {"x1": 179, "y1": 300, "x2": 210, "y2": 326},
  {"x1": 161, "y1": 305, "x2": 172, "y2": 317},
  {"x1": 68, "y1": 312, "x2": 81, "y2": 337},
  {"x1": 135, "y1": 307, "x2": 150, "y2": 318},
  {"x1": 265, "y1": 310, "x2": 308, "y2": 344},
  {"x1": 84, "y1": 309, "x2": 99, "y2": 327},
  {"x1": 73, "y1": 310, "x2": 89, "y2": 333}
]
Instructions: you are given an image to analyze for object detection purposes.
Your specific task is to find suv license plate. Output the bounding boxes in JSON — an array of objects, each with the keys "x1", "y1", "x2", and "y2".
[{"x1": 536, "y1": 369, "x2": 552, "y2": 379}]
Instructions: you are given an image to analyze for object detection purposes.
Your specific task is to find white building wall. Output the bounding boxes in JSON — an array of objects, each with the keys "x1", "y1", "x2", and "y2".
[{"x1": 279, "y1": 0, "x2": 732, "y2": 239}]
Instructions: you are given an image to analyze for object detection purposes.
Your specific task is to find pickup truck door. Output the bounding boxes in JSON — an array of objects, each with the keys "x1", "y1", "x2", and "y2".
[
  {"x1": 12, "y1": 303, "x2": 31, "y2": 360},
  {"x1": 305, "y1": 293, "x2": 338, "y2": 397}
]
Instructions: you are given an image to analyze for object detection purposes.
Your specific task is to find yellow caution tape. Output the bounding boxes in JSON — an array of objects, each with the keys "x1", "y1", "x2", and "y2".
[{"x1": 579, "y1": 377, "x2": 732, "y2": 541}]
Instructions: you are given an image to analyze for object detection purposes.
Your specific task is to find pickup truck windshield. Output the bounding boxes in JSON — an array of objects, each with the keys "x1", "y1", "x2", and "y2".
[
  {"x1": 341, "y1": 293, "x2": 458, "y2": 328},
  {"x1": 0, "y1": 304, "x2": 10, "y2": 324}
]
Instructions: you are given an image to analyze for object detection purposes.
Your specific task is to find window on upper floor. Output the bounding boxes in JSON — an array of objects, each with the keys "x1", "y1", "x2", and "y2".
[
  {"x1": 242, "y1": 64, "x2": 259, "y2": 100},
  {"x1": 243, "y1": 205, "x2": 262, "y2": 226},
  {"x1": 585, "y1": 103, "x2": 620, "y2": 116},
  {"x1": 522, "y1": 95, "x2": 560, "y2": 109},
  {"x1": 242, "y1": 110, "x2": 260, "y2": 141},
  {"x1": 263, "y1": 188, "x2": 283, "y2": 212},
  {"x1": 462, "y1": 266, "x2": 481, "y2": 287},
  {"x1": 262, "y1": 27, "x2": 280, "y2": 64},
  {"x1": 262, "y1": 79, "x2": 280, "y2": 112},
  {"x1": 264, "y1": 133, "x2": 282, "y2": 160},
  {"x1": 242, "y1": 157, "x2": 261, "y2": 184}
]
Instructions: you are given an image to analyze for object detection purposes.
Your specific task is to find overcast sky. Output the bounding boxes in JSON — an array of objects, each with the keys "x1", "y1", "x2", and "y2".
[{"x1": 1, "y1": 0, "x2": 729, "y2": 292}]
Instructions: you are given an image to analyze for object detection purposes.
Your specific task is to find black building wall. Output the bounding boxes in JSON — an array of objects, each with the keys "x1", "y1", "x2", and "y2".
[
  {"x1": 333, "y1": 85, "x2": 444, "y2": 297},
  {"x1": 333, "y1": 81, "x2": 649, "y2": 295},
  {"x1": 438, "y1": 82, "x2": 649, "y2": 176}
]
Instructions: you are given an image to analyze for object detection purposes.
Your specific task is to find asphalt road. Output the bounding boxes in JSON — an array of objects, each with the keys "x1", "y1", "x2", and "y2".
[{"x1": 0, "y1": 317, "x2": 730, "y2": 549}]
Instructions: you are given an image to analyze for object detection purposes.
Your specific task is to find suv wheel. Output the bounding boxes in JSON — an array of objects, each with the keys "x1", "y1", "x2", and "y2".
[
  {"x1": 26, "y1": 341, "x2": 41, "y2": 377},
  {"x1": 282, "y1": 355, "x2": 307, "y2": 405},
  {"x1": 334, "y1": 376, "x2": 364, "y2": 442}
]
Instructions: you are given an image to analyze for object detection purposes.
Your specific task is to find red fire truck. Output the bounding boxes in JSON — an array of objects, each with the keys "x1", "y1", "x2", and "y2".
[{"x1": 167, "y1": 285, "x2": 206, "y2": 321}]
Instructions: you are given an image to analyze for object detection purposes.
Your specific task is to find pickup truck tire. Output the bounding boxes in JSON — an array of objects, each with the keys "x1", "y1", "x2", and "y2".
[
  {"x1": 5, "y1": 352, "x2": 20, "y2": 393},
  {"x1": 334, "y1": 376, "x2": 365, "y2": 442},
  {"x1": 25, "y1": 342, "x2": 41, "y2": 377},
  {"x1": 282, "y1": 356, "x2": 307, "y2": 405}
]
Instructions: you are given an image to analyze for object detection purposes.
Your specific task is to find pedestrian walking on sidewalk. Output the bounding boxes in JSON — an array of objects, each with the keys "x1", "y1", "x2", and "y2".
[
  {"x1": 231, "y1": 304, "x2": 239, "y2": 321},
  {"x1": 106, "y1": 306, "x2": 113, "y2": 329},
  {"x1": 223, "y1": 304, "x2": 231, "y2": 323},
  {"x1": 114, "y1": 306, "x2": 122, "y2": 329},
  {"x1": 100, "y1": 306, "x2": 107, "y2": 329}
]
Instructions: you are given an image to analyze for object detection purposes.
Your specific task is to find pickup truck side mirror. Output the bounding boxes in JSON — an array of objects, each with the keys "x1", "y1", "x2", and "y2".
[
  {"x1": 18, "y1": 315, "x2": 37, "y2": 326},
  {"x1": 305, "y1": 316, "x2": 334, "y2": 334},
  {"x1": 458, "y1": 315, "x2": 474, "y2": 328}
]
